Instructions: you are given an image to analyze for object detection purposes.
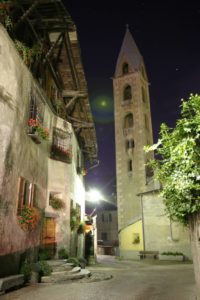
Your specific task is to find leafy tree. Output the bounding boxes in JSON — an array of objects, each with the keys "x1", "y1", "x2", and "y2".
[{"x1": 145, "y1": 94, "x2": 200, "y2": 224}]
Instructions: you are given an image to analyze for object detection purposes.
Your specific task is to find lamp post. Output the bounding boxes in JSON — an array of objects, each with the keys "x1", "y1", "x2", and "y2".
[
  {"x1": 85, "y1": 188, "x2": 117, "y2": 264},
  {"x1": 84, "y1": 189, "x2": 105, "y2": 264}
]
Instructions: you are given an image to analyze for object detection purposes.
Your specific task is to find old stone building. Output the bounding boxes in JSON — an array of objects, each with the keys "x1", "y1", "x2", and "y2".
[
  {"x1": 0, "y1": 1, "x2": 97, "y2": 276},
  {"x1": 113, "y1": 27, "x2": 191, "y2": 259}
]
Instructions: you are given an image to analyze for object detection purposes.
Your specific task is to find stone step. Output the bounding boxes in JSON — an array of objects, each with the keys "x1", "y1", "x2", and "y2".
[
  {"x1": 68, "y1": 266, "x2": 81, "y2": 274},
  {"x1": 53, "y1": 263, "x2": 74, "y2": 272},
  {"x1": 0, "y1": 275, "x2": 24, "y2": 292},
  {"x1": 41, "y1": 269, "x2": 91, "y2": 283},
  {"x1": 45, "y1": 259, "x2": 67, "y2": 267}
]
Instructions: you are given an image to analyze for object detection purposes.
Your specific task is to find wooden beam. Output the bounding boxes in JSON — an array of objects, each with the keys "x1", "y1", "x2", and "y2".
[
  {"x1": 14, "y1": 1, "x2": 39, "y2": 29},
  {"x1": 67, "y1": 116, "x2": 94, "y2": 127},
  {"x1": 62, "y1": 90, "x2": 86, "y2": 97},
  {"x1": 63, "y1": 33, "x2": 80, "y2": 90},
  {"x1": 43, "y1": 32, "x2": 63, "y2": 63}
]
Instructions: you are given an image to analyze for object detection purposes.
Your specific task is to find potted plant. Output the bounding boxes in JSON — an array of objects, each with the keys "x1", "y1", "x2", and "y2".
[
  {"x1": 77, "y1": 222, "x2": 85, "y2": 234},
  {"x1": 51, "y1": 144, "x2": 72, "y2": 163},
  {"x1": 49, "y1": 196, "x2": 65, "y2": 210},
  {"x1": 17, "y1": 206, "x2": 40, "y2": 231},
  {"x1": 159, "y1": 251, "x2": 184, "y2": 261},
  {"x1": 27, "y1": 118, "x2": 49, "y2": 143}
]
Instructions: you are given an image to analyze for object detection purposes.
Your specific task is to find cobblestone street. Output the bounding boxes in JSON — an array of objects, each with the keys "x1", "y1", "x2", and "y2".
[{"x1": 1, "y1": 256, "x2": 198, "y2": 300}]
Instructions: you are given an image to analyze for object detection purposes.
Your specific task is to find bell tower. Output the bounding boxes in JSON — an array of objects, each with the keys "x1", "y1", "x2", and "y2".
[{"x1": 113, "y1": 27, "x2": 154, "y2": 254}]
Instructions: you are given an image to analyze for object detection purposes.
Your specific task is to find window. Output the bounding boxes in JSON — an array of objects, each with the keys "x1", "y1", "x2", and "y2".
[
  {"x1": 145, "y1": 165, "x2": 154, "y2": 183},
  {"x1": 142, "y1": 86, "x2": 147, "y2": 103},
  {"x1": 141, "y1": 65, "x2": 145, "y2": 78},
  {"x1": 17, "y1": 177, "x2": 35, "y2": 211},
  {"x1": 29, "y1": 91, "x2": 44, "y2": 124},
  {"x1": 122, "y1": 63, "x2": 129, "y2": 75},
  {"x1": 126, "y1": 139, "x2": 135, "y2": 151},
  {"x1": 51, "y1": 127, "x2": 72, "y2": 164},
  {"x1": 102, "y1": 213, "x2": 104, "y2": 222},
  {"x1": 123, "y1": 85, "x2": 132, "y2": 101},
  {"x1": 144, "y1": 114, "x2": 149, "y2": 130},
  {"x1": 101, "y1": 232, "x2": 107, "y2": 241},
  {"x1": 109, "y1": 213, "x2": 112, "y2": 222},
  {"x1": 128, "y1": 159, "x2": 133, "y2": 172},
  {"x1": 124, "y1": 113, "x2": 133, "y2": 128}
]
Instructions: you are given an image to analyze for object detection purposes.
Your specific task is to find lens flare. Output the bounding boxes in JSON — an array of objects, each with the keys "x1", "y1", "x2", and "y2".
[{"x1": 91, "y1": 96, "x2": 114, "y2": 123}]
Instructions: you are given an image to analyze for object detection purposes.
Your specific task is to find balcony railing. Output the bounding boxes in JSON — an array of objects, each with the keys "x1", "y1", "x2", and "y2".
[{"x1": 51, "y1": 144, "x2": 72, "y2": 164}]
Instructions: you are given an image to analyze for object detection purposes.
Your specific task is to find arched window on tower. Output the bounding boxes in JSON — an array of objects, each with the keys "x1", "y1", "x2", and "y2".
[
  {"x1": 124, "y1": 113, "x2": 133, "y2": 128},
  {"x1": 126, "y1": 139, "x2": 135, "y2": 151},
  {"x1": 122, "y1": 62, "x2": 129, "y2": 75},
  {"x1": 126, "y1": 139, "x2": 135, "y2": 155},
  {"x1": 123, "y1": 85, "x2": 132, "y2": 101},
  {"x1": 142, "y1": 86, "x2": 147, "y2": 103},
  {"x1": 128, "y1": 159, "x2": 133, "y2": 174},
  {"x1": 141, "y1": 65, "x2": 146, "y2": 78},
  {"x1": 123, "y1": 113, "x2": 134, "y2": 136}
]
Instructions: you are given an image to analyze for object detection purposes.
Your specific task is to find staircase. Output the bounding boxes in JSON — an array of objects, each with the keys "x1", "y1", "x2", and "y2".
[{"x1": 41, "y1": 260, "x2": 91, "y2": 283}]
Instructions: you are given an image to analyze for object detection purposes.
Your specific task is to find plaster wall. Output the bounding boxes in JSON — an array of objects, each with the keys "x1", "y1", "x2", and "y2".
[
  {"x1": 0, "y1": 25, "x2": 85, "y2": 273},
  {"x1": 142, "y1": 192, "x2": 192, "y2": 259}
]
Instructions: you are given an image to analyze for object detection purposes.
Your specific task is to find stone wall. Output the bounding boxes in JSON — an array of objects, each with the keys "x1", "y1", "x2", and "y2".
[{"x1": 0, "y1": 25, "x2": 85, "y2": 275}]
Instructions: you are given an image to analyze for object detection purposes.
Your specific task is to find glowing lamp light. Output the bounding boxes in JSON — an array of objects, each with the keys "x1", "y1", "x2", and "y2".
[{"x1": 87, "y1": 189, "x2": 104, "y2": 203}]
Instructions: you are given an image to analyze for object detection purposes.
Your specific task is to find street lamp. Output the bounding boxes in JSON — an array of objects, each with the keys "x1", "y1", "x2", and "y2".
[{"x1": 86, "y1": 188, "x2": 105, "y2": 203}]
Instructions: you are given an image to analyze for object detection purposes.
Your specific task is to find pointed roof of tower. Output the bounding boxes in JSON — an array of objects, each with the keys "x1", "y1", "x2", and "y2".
[{"x1": 114, "y1": 26, "x2": 143, "y2": 77}]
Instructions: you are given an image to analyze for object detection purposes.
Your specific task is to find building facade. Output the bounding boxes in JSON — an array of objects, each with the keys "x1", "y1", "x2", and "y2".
[
  {"x1": 113, "y1": 27, "x2": 191, "y2": 259},
  {"x1": 96, "y1": 208, "x2": 118, "y2": 255},
  {"x1": 0, "y1": 1, "x2": 97, "y2": 276}
]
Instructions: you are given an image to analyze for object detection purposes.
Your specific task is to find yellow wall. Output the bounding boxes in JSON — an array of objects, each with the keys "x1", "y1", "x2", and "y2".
[{"x1": 120, "y1": 220, "x2": 144, "y2": 251}]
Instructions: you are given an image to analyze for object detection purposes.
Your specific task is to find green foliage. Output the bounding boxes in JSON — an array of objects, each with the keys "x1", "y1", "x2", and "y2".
[
  {"x1": 161, "y1": 251, "x2": 183, "y2": 256},
  {"x1": 67, "y1": 257, "x2": 80, "y2": 267},
  {"x1": 37, "y1": 261, "x2": 52, "y2": 276},
  {"x1": 50, "y1": 196, "x2": 65, "y2": 210},
  {"x1": 145, "y1": 94, "x2": 200, "y2": 224},
  {"x1": 20, "y1": 260, "x2": 52, "y2": 281},
  {"x1": 77, "y1": 222, "x2": 85, "y2": 234},
  {"x1": 70, "y1": 208, "x2": 80, "y2": 230},
  {"x1": 58, "y1": 248, "x2": 69, "y2": 259},
  {"x1": 14, "y1": 40, "x2": 43, "y2": 65},
  {"x1": 0, "y1": 2, "x2": 13, "y2": 30},
  {"x1": 38, "y1": 248, "x2": 52, "y2": 261},
  {"x1": 20, "y1": 261, "x2": 32, "y2": 282}
]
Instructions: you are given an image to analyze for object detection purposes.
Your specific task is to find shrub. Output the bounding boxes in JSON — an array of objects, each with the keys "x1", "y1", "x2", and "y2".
[
  {"x1": 58, "y1": 248, "x2": 69, "y2": 259},
  {"x1": 49, "y1": 196, "x2": 65, "y2": 210},
  {"x1": 20, "y1": 261, "x2": 32, "y2": 282},
  {"x1": 67, "y1": 257, "x2": 80, "y2": 267},
  {"x1": 161, "y1": 251, "x2": 183, "y2": 256},
  {"x1": 38, "y1": 261, "x2": 52, "y2": 276},
  {"x1": 38, "y1": 248, "x2": 51, "y2": 260}
]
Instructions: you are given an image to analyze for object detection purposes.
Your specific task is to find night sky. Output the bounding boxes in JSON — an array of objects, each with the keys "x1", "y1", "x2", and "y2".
[{"x1": 64, "y1": 0, "x2": 200, "y2": 199}]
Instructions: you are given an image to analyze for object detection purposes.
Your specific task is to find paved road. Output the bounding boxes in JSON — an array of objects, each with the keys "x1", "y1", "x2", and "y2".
[{"x1": 1, "y1": 255, "x2": 198, "y2": 300}]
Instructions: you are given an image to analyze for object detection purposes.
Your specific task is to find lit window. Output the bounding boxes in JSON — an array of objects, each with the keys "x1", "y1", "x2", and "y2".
[{"x1": 17, "y1": 177, "x2": 35, "y2": 212}]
